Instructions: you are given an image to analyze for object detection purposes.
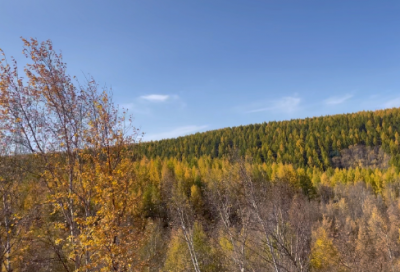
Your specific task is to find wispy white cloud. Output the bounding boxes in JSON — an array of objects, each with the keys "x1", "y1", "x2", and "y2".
[
  {"x1": 324, "y1": 94, "x2": 353, "y2": 105},
  {"x1": 145, "y1": 125, "x2": 208, "y2": 141},
  {"x1": 119, "y1": 94, "x2": 185, "y2": 115},
  {"x1": 247, "y1": 96, "x2": 301, "y2": 113},
  {"x1": 140, "y1": 94, "x2": 170, "y2": 102},
  {"x1": 384, "y1": 97, "x2": 400, "y2": 108}
]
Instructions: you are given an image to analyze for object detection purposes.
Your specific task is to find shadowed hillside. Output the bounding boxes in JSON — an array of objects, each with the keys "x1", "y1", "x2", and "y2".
[{"x1": 331, "y1": 144, "x2": 390, "y2": 169}]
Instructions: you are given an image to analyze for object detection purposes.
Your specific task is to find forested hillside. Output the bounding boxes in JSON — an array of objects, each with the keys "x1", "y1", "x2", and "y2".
[
  {"x1": 140, "y1": 108, "x2": 400, "y2": 169},
  {"x1": 2, "y1": 39, "x2": 400, "y2": 272}
]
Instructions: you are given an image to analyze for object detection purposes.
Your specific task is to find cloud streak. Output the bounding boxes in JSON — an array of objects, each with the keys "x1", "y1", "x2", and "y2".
[
  {"x1": 384, "y1": 97, "x2": 400, "y2": 108},
  {"x1": 119, "y1": 94, "x2": 185, "y2": 115},
  {"x1": 247, "y1": 96, "x2": 301, "y2": 113},
  {"x1": 324, "y1": 94, "x2": 353, "y2": 105},
  {"x1": 140, "y1": 94, "x2": 170, "y2": 102},
  {"x1": 145, "y1": 125, "x2": 208, "y2": 141}
]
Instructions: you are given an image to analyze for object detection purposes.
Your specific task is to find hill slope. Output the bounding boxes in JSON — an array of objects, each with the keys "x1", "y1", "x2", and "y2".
[{"x1": 140, "y1": 108, "x2": 400, "y2": 169}]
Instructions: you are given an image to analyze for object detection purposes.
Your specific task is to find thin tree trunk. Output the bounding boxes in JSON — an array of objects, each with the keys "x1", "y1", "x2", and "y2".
[
  {"x1": 3, "y1": 193, "x2": 11, "y2": 272},
  {"x1": 177, "y1": 206, "x2": 201, "y2": 272},
  {"x1": 240, "y1": 165, "x2": 280, "y2": 272},
  {"x1": 68, "y1": 171, "x2": 79, "y2": 270}
]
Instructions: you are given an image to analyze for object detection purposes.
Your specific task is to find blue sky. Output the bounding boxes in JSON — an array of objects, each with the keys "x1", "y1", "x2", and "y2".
[{"x1": 1, "y1": 1, "x2": 400, "y2": 141}]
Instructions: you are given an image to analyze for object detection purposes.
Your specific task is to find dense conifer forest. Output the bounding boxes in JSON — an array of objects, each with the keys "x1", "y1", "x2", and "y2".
[
  {"x1": 2, "y1": 39, "x2": 400, "y2": 271},
  {"x1": 140, "y1": 108, "x2": 400, "y2": 169}
]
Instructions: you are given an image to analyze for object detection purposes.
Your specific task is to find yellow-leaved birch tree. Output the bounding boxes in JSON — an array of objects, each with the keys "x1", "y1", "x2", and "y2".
[{"x1": 0, "y1": 38, "x2": 143, "y2": 271}]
